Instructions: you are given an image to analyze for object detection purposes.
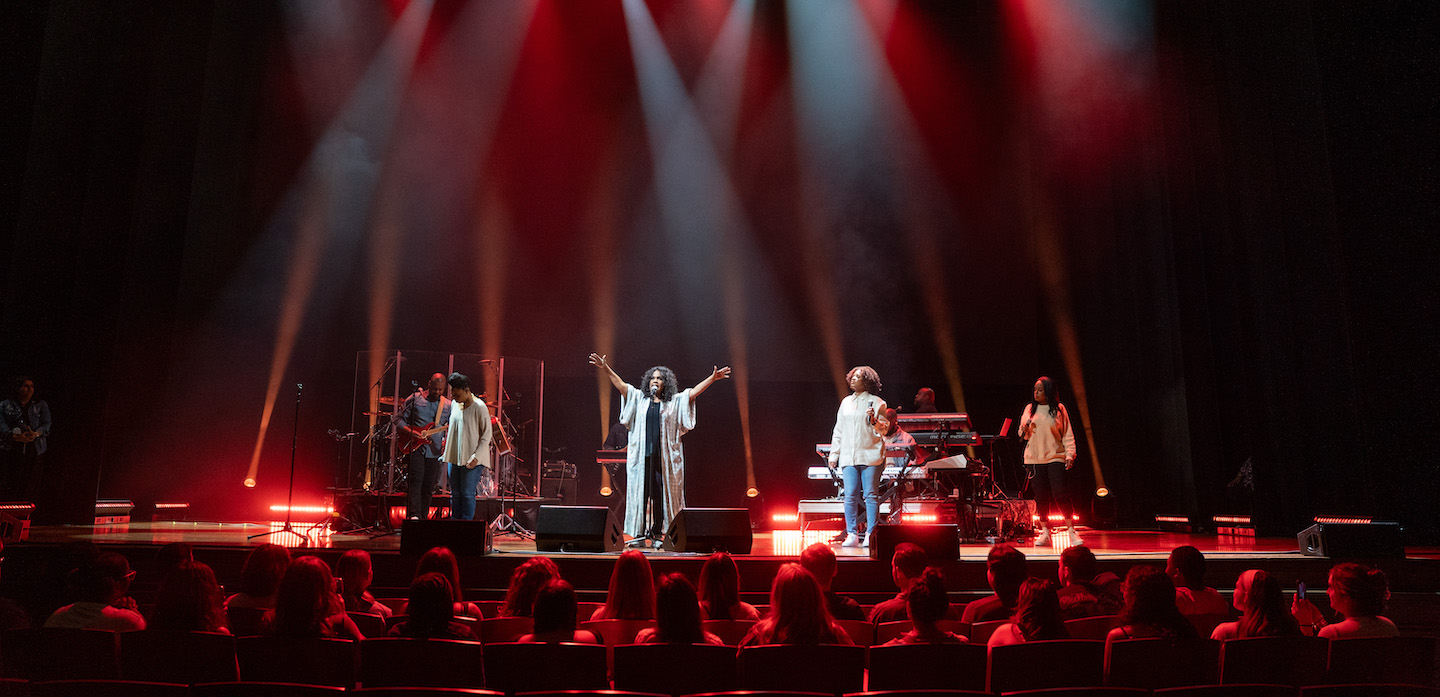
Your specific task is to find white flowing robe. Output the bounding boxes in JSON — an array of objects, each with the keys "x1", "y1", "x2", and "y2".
[{"x1": 618, "y1": 385, "x2": 695, "y2": 538}]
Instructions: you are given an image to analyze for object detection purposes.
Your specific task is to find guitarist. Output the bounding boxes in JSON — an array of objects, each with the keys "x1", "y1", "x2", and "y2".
[{"x1": 400, "y1": 372, "x2": 451, "y2": 520}]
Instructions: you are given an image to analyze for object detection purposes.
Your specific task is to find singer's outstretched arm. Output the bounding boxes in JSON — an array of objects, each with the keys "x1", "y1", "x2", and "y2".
[
  {"x1": 589, "y1": 353, "x2": 630, "y2": 396},
  {"x1": 688, "y1": 365, "x2": 732, "y2": 401}
]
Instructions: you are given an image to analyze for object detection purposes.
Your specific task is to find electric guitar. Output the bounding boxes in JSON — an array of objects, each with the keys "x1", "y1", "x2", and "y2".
[{"x1": 398, "y1": 421, "x2": 447, "y2": 456}]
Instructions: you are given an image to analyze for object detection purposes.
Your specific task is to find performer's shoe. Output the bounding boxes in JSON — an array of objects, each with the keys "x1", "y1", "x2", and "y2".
[
  {"x1": 861, "y1": 532, "x2": 871, "y2": 548},
  {"x1": 651, "y1": 537, "x2": 664, "y2": 549},
  {"x1": 841, "y1": 533, "x2": 861, "y2": 548},
  {"x1": 625, "y1": 537, "x2": 650, "y2": 548},
  {"x1": 1066, "y1": 527, "x2": 1083, "y2": 546},
  {"x1": 1034, "y1": 528, "x2": 1051, "y2": 546}
]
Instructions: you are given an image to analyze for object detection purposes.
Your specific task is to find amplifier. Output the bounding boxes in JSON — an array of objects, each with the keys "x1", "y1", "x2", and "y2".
[{"x1": 541, "y1": 461, "x2": 577, "y2": 479}]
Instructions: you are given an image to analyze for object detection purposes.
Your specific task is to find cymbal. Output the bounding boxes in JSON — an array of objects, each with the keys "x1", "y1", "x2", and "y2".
[
  {"x1": 377, "y1": 396, "x2": 400, "y2": 405},
  {"x1": 362, "y1": 411, "x2": 391, "y2": 417}
]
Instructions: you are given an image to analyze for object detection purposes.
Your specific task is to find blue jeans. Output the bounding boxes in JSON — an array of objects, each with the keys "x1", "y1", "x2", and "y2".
[
  {"x1": 842, "y1": 465, "x2": 883, "y2": 536},
  {"x1": 449, "y1": 464, "x2": 485, "y2": 520}
]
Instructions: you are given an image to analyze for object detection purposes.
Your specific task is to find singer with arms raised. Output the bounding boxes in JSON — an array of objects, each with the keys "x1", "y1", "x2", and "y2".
[
  {"x1": 589, "y1": 353, "x2": 731, "y2": 548},
  {"x1": 829, "y1": 366, "x2": 889, "y2": 548},
  {"x1": 441, "y1": 372, "x2": 492, "y2": 521}
]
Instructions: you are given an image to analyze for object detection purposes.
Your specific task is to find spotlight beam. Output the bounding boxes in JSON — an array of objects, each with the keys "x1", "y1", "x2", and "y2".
[
  {"x1": 622, "y1": 0, "x2": 759, "y2": 492},
  {"x1": 245, "y1": 0, "x2": 433, "y2": 487}
]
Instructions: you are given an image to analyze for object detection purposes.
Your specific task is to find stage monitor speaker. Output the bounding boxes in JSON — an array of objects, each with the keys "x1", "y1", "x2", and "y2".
[
  {"x1": 540, "y1": 478, "x2": 578, "y2": 504},
  {"x1": 869, "y1": 523, "x2": 960, "y2": 562},
  {"x1": 401, "y1": 519, "x2": 493, "y2": 557},
  {"x1": 663, "y1": 508, "x2": 752, "y2": 554},
  {"x1": 535, "y1": 505, "x2": 623, "y2": 553},
  {"x1": 1297, "y1": 521, "x2": 1404, "y2": 559}
]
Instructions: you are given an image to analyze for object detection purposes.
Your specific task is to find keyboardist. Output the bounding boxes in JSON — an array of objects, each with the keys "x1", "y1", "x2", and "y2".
[{"x1": 879, "y1": 408, "x2": 916, "y2": 469}]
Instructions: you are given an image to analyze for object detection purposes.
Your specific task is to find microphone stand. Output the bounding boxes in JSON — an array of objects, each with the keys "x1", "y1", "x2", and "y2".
[{"x1": 250, "y1": 383, "x2": 311, "y2": 547}]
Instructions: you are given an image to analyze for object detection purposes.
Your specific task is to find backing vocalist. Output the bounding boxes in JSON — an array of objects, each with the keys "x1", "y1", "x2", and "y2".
[
  {"x1": 828, "y1": 365, "x2": 889, "y2": 548},
  {"x1": 1020, "y1": 376, "x2": 1079, "y2": 546}
]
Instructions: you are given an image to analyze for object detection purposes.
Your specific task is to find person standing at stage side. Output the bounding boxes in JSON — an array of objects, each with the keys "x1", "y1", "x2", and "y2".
[
  {"x1": 829, "y1": 366, "x2": 889, "y2": 548},
  {"x1": 399, "y1": 373, "x2": 450, "y2": 521},
  {"x1": 441, "y1": 372, "x2": 492, "y2": 521},
  {"x1": 1020, "y1": 376, "x2": 1080, "y2": 546},
  {"x1": 588, "y1": 353, "x2": 731, "y2": 547},
  {"x1": 1, "y1": 376, "x2": 50, "y2": 501},
  {"x1": 913, "y1": 387, "x2": 938, "y2": 413}
]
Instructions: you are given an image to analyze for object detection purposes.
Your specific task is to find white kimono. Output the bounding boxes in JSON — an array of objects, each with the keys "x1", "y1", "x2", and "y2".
[{"x1": 618, "y1": 385, "x2": 696, "y2": 538}]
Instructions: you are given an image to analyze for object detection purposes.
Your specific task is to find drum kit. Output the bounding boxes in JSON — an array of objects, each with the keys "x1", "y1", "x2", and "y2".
[{"x1": 360, "y1": 393, "x2": 525, "y2": 497}]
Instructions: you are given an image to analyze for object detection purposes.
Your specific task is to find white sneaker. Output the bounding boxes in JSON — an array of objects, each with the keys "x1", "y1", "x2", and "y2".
[
  {"x1": 841, "y1": 533, "x2": 861, "y2": 548},
  {"x1": 1067, "y1": 527, "x2": 1084, "y2": 546},
  {"x1": 861, "y1": 533, "x2": 871, "y2": 547},
  {"x1": 1034, "y1": 528, "x2": 1051, "y2": 546}
]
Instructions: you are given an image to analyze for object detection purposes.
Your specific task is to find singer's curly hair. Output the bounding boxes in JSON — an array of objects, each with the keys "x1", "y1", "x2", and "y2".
[
  {"x1": 640, "y1": 366, "x2": 679, "y2": 402},
  {"x1": 846, "y1": 366, "x2": 882, "y2": 393}
]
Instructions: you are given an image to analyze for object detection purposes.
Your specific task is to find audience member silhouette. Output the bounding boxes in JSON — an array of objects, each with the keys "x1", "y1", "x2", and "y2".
[
  {"x1": 225, "y1": 543, "x2": 290, "y2": 610},
  {"x1": 962, "y1": 544, "x2": 1028, "y2": 623},
  {"x1": 592, "y1": 549, "x2": 657, "y2": 620},
  {"x1": 521, "y1": 579, "x2": 600, "y2": 643},
  {"x1": 699, "y1": 551, "x2": 759, "y2": 620},
  {"x1": 149, "y1": 560, "x2": 228, "y2": 633},
  {"x1": 389, "y1": 572, "x2": 477, "y2": 640},
  {"x1": 0, "y1": 540, "x2": 29, "y2": 630},
  {"x1": 880, "y1": 567, "x2": 966, "y2": 645},
  {"x1": 799, "y1": 542, "x2": 865, "y2": 621},
  {"x1": 44, "y1": 552, "x2": 146, "y2": 631},
  {"x1": 636, "y1": 572, "x2": 725, "y2": 644},
  {"x1": 1293, "y1": 562, "x2": 1399, "y2": 638},
  {"x1": 1107, "y1": 565, "x2": 1198, "y2": 642},
  {"x1": 1168, "y1": 545, "x2": 1228, "y2": 616},
  {"x1": 414, "y1": 546, "x2": 482, "y2": 618},
  {"x1": 146, "y1": 542, "x2": 195, "y2": 596},
  {"x1": 870, "y1": 543, "x2": 958, "y2": 624},
  {"x1": 501, "y1": 556, "x2": 559, "y2": 618},
  {"x1": 1056, "y1": 544, "x2": 1122, "y2": 620},
  {"x1": 738, "y1": 563, "x2": 852, "y2": 646},
  {"x1": 990, "y1": 577, "x2": 1071, "y2": 647},
  {"x1": 1211, "y1": 569, "x2": 1300, "y2": 640},
  {"x1": 336, "y1": 549, "x2": 391, "y2": 617},
  {"x1": 264, "y1": 556, "x2": 363, "y2": 639},
  {"x1": 26, "y1": 541, "x2": 103, "y2": 627}
]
